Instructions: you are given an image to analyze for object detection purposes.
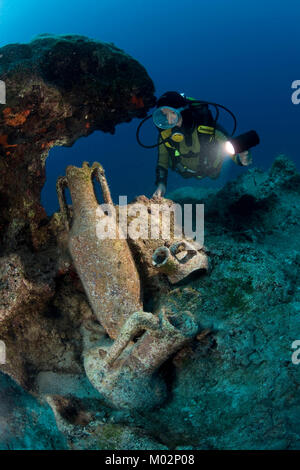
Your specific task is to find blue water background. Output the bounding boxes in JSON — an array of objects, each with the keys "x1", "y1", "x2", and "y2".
[{"x1": 0, "y1": 0, "x2": 299, "y2": 214}]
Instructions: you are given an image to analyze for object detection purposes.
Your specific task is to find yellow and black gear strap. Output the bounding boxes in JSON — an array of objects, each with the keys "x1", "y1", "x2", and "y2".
[{"x1": 197, "y1": 125, "x2": 215, "y2": 135}]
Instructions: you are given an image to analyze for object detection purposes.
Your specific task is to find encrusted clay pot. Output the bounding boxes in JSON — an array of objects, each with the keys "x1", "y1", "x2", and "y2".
[
  {"x1": 56, "y1": 161, "x2": 143, "y2": 339},
  {"x1": 84, "y1": 309, "x2": 198, "y2": 410},
  {"x1": 57, "y1": 163, "x2": 202, "y2": 410},
  {"x1": 152, "y1": 240, "x2": 208, "y2": 283}
]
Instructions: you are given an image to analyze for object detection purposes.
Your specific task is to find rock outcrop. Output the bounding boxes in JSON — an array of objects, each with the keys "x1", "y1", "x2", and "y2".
[
  {"x1": 0, "y1": 33, "x2": 155, "y2": 252},
  {"x1": 0, "y1": 33, "x2": 155, "y2": 387}
]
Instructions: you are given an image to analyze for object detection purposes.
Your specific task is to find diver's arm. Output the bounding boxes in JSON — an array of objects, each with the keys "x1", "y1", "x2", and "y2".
[
  {"x1": 153, "y1": 181, "x2": 166, "y2": 198},
  {"x1": 153, "y1": 138, "x2": 169, "y2": 198},
  {"x1": 153, "y1": 167, "x2": 167, "y2": 197}
]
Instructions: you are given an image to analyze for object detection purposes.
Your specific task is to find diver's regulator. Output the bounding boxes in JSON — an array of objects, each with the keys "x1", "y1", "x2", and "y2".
[{"x1": 136, "y1": 93, "x2": 260, "y2": 156}]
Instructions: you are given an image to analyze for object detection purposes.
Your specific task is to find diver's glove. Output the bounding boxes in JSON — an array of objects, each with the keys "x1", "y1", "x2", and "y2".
[
  {"x1": 153, "y1": 165, "x2": 168, "y2": 198},
  {"x1": 238, "y1": 150, "x2": 253, "y2": 166},
  {"x1": 152, "y1": 183, "x2": 166, "y2": 198},
  {"x1": 155, "y1": 166, "x2": 168, "y2": 185}
]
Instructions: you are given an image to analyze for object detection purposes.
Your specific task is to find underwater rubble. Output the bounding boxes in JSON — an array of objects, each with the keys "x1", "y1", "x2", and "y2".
[
  {"x1": 0, "y1": 35, "x2": 299, "y2": 450},
  {"x1": 0, "y1": 153, "x2": 299, "y2": 450}
]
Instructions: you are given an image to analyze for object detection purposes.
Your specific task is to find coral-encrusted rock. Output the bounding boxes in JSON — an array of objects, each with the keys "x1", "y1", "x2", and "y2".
[
  {"x1": 0, "y1": 33, "x2": 155, "y2": 250},
  {"x1": 0, "y1": 34, "x2": 155, "y2": 396},
  {"x1": 152, "y1": 154, "x2": 300, "y2": 449}
]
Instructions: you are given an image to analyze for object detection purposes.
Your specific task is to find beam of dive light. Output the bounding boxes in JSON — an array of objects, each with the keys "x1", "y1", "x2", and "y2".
[{"x1": 225, "y1": 141, "x2": 235, "y2": 156}]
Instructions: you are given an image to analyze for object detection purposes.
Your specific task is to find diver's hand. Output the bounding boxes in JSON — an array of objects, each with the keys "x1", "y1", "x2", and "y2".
[
  {"x1": 152, "y1": 183, "x2": 166, "y2": 199},
  {"x1": 239, "y1": 150, "x2": 253, "y2": 166}
]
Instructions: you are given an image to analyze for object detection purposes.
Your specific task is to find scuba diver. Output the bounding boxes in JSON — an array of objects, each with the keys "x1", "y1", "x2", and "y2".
[{"x1": 136, "y1": 91, "x2": 260, "y2": 197}]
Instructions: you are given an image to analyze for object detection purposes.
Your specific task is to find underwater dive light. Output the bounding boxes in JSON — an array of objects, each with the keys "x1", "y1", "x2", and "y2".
[{"x1": 225, "y1": 130, "x2": 260, "y2": 155}]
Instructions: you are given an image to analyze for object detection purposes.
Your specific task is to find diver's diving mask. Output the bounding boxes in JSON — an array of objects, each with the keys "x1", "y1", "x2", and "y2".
[{"x1": 152, "y1": 106, "x2": 188, "y2": 130}]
